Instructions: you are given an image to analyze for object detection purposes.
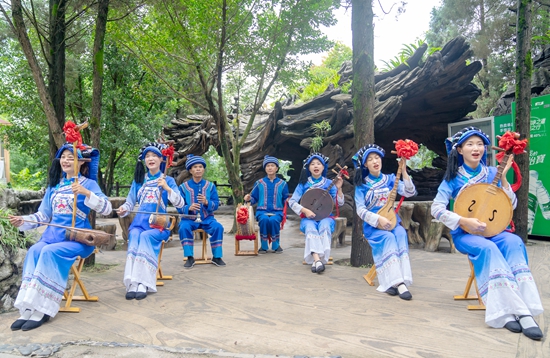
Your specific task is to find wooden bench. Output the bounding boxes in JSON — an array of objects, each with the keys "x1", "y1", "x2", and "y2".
[
  {"x1": 454, "y1": 258, "x2": 486, "y2": 310},
  {"x1": 60, "y1": 248, "x2": 99, "y2": 313},
  {"x1": 363, "y1": 265, "x2": 377, "y2": 286}
]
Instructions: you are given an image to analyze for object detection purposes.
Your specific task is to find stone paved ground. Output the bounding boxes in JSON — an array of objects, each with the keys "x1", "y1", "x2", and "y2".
[{"x1": 1, "y1": 213, "x2": 549, "y2": 358}]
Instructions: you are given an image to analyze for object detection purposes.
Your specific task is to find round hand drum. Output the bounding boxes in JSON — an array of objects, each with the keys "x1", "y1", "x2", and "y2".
[{"x1": 300, "y1": 188, "x2": 334, "y2": 221}]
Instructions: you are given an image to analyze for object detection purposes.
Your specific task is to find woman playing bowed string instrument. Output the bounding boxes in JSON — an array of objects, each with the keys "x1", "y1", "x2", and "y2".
[
  {"x1": 431, "y1": 126, "x2": 543, "y2": 340},
  {"x1": 8, "y1": 143, "x2": 111, "y2": 331},
  {"x1": 117, "y1": 142, "x2": 184, "y2": 300}
]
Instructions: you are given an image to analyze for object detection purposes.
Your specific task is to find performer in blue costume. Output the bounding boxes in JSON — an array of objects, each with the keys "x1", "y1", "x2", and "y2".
[
  {"x1": 8, "y1": 143, "x2": 111, "y2": 331},
  {"x1": 178, "y1": 155, "x2": 225, "y2": 268},
  {"x1": 431, "y1": 126, "x2": 543, "y2": 340},
  {"x1": 289, "y1": 153, "x2": 344, "y2": 274},
  {"x1": 118, "y1": 142, "x2": 184, "y2": 300},
  {"x1": 244, "y1": 155, "x2": 289, "y2": 254},
  {"x1": 353, "y1": 144, "x2": 416, "y2": 300}
]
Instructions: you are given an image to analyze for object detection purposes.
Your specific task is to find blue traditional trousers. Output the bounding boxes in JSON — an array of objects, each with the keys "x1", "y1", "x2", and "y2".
[
  {"x1": 301, "y1": 218, "x2": 334, "y2": 264},
  {"x1": 257, "y1": 210, "x2": 283, "y2": 250},
  {"x1": 15, "y1": 241, "x2": 94, "y2": 317},
  {"x1": 362, "y1": 223, "x2": 412, "y2": 293},
  {"x1": 178, "y1": 217, "x2": 224, "y2": 258},
  {"x1": 124, "y1": 228, "x2": 169, "y2": 293},
  {"x1": 453, "y1": 229, "x2": 543, "y2": 328}
]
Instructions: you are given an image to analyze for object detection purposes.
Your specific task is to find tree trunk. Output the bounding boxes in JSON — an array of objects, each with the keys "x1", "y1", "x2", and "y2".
[
  {"x1": 9, "y1": 0, "x2": 65, "y2": 150},
  {"x1": 514, "y1": 0, "x2": 533, "y2": 242},
  {"x1": 90, "y1": 0, "x2": 110, "y2": 149},
  {"x1": 350, "y1": 0, "x2": 375, "y2": 267},
  {"x1": 48, "y1": 0, "x2": 67, "y2": 158}
]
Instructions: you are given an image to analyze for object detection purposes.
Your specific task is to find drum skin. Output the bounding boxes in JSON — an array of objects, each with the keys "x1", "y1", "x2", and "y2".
[{"x1": 453, "y1": 183, "x2": 513, "y2": 237}]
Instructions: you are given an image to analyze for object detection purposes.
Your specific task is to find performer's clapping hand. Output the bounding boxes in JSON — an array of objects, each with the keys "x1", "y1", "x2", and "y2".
[
  {"x1": 302, "y1": 208, "x2": 316, "y2": 219},
  {"x1": 71, "y1": 182, "x2": 91, "y2": 198},
  {"x1": 8, "y1": 215, "x2": 23, "y2": 227},
  {"x1": 460, "y1": 217, "x2": 487, "y2": 233}
]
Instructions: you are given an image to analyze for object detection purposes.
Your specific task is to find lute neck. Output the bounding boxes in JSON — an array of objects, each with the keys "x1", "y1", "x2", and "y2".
[
  {"x1": 387, "y1": 158, "x2": 403, "y2": 204},
  {"x1": 491, "y1": 152, "x2": 511, "y2": 187}
]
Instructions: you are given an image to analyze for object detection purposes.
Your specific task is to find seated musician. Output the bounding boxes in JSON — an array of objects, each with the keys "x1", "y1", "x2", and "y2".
[
  {"x1": 178, "y1": 155, "x2": 225, "y2": 268},
  {"x1": 244, "y1": 155, "x2": 289, "y2": 254},
  {"x1": 8, "y1": 143, "x2": 112, "y2": 331},
  {"x1": 431, "y1": 126, "x2": 543, "y2": 340},
  {"x1": 353, "y1": 144, "x2": 416, "y2": 300},
  {"x1": 117, "y1": 142, "x2": 184, "y2": 300},
  {"x1": 288, "y1": 152, "x2": 344, "y2": 274}
]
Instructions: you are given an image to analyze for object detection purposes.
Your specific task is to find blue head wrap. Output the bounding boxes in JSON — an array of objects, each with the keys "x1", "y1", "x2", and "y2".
[
  {"x1": 55, "y1": 142, "x2": 100, "y2": 181},
  {"x1": 445, "y1": 126, "x2": 491, "y2": 166},
  {"x1": 138, "y1": 142, "x2": 168, "y2": 173},
  {"x1": 262, "y1": 155, "x2": 280, "y2": 170},
  {"x1": 186, "y1": 154, "x2": 207, "y2": 171},
  {"x1": 303, "y1": 152, "x2": 329, "y2": 178},
  {"x1": 352, "y1": 144, "x2": 385, "y2": 185}
]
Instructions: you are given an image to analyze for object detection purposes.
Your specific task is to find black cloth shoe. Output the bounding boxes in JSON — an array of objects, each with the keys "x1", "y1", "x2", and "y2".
[
  {"x1": 519, "y1": 315, "x2": 543, "y2": 340},
  {"x1": 274, "y1": 247, "x2": 283, "y2": 254},
  {"x1": 397, "y1": 284, "x2": 412, "y2": 300},
  {"x1": 311, "y1": 263, "x2": 317, "y2": 273},
  {"x1": 385, "y1": 287, "x2": 398, "y2": 296},
  {"x1": 504, "y1": 319, "x2": 522, "y2": 333},
  {"x1": 21, "y1": 314, "x2": 50, "y2": 331},
  {"x1": 10, "y1": 319, "x2": 28, "y2": 331},
  {"x1": 184, "y1": 256, "x2": 195, "y2": 269},
  {"x1": 258, "y1": 249, "x2": 268, "y2": 254},
  {"x1": 125, "y1": 291, "x2": 136, "y2": 300},
  {"x1": 135, "y1": 291, "x2": 147, "y2": 300},
  {"x1": 211, "y1": 258, "x2": 226, "y2": 267},
  {"x1": 315, "y1": 261, "x2": 325, "y2": 274}
]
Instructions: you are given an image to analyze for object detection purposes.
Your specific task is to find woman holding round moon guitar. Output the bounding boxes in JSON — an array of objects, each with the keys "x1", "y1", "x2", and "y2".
[
  {"x1": 354, "y1": 142, "x2": 417, "y2": 300},
  {"x1": 288, "y1": 153, "x2": 344, "y2": 274},
  {"x1": 431, "y1": 126, "x2": 543, "y2": 340}
]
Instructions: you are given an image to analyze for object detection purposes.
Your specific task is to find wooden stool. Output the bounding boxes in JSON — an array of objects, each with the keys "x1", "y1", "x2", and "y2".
[
  {"x1": 454, "y1": 259, "x2": 486, "y2": 310},
  {"x1": 363, "y1": 265, "x2": 377, "y2": 286},
  {"x1": 235, "y1": 234, "x2": 258, "y2": 256},
  {"x1": 156, "y1": 239, "x2": 172, "y2": 286},
  {"x1": 60, "y1": 248, "x2": 99, "y2": 313},
  {"x1": 183, "y1": 229, "x2": 212, "y2": 264}
]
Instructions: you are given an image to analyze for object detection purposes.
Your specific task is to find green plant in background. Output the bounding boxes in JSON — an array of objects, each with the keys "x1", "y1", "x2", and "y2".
[
  {"x1": 0, "y1": 207, "x2": 32, "y2": 252},
  {"x1": 380, "y1": 39, "x2": 441, "y2": 72},
  {"x1": 278, "y1": 160, "x2": 293, "y2": 181},
  {"x1": 202, "y1": 146, "x2": 233, "y2": 202},
  {"x1": 10, "y1": 168, "x2": 45, "y2": 190},
  {"x1": 310, "y1": 120, "x2": 331, "y2": 153},
  {"x1": 407, "y1": 144, "x2": 439, "y2": 170}
]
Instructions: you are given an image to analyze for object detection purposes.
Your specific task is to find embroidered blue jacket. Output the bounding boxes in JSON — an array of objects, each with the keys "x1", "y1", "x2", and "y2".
[
  {"x1": 178, "y1": 179, "x2": 219, "y2": 220},
  {"x1": 249, "y1": 176, "x2": 289, "y2": 212}
]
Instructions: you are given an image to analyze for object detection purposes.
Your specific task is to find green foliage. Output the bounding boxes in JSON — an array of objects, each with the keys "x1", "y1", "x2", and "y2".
[
  {"x1": 309, "y1": 120, "x2": 331, "y2": 152},
  {"x1": 380, "y1": 39, "x2": 436, "y2": 72},
  {"x1": 202, "y1": 146, "x2": 233, "y2": 202},
  {"x1": 425, "y1": 0, "x2": 550, "y2": 117},
  {"x1": 407, "y1": 144, "x2": 439, "y2": 170},
  {"x1": 298, "y1": 67, "x2": 340, "y2": 102},
  {"x1": 10, "y1": 168, "x2": 45, "y2": 190},
  {"x1": 322, "y1": 42, "x2": 352, "y2": 71},
  {"x1": 0, "y1": 207, "x2": 32, "y2": 252}
]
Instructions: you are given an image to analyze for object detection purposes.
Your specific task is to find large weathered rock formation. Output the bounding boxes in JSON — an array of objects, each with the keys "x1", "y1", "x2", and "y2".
[{"x1": 165, "y1": 36, "x2": 483, "y2": 208}]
